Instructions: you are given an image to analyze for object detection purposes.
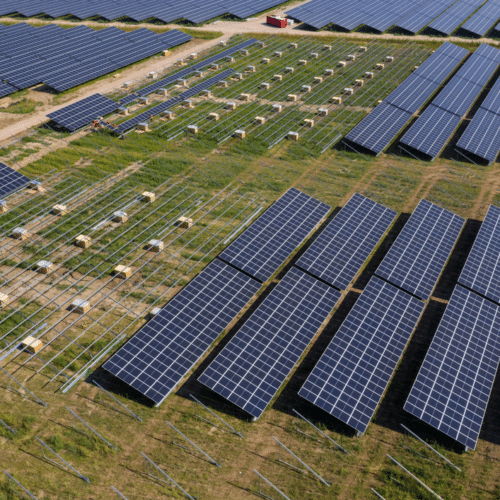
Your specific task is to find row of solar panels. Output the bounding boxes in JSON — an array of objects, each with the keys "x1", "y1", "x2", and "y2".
[
  {"x1": 0, "y1": 0, "x2": 285, "y2": 24},
  {"x1": 0, "y1": 23, "x2": 192, "y2": 96},
  {"x1": 0, "y1": 162, "x2": 31, "y2": 199},
  {"x1": 103, "y1": 185, "x2": 500, "y2": 450},
  {"x1": 47, "y1": 39, "x2": 258, "y2": 132},
  {"x1": 346, "y1": 42, "x2": 500, "y2": 163},
  {"x1": 286, "y1": 0, "x2": 500, "y2": 36}
]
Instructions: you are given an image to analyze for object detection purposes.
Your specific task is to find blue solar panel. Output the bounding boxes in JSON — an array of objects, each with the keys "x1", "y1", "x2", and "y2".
[
  {"x1": 296, "y1": 192, "x2": 396, "y2": 290},
  {"x1": 300, "y1": 276, "x2": 425, "y2": 434},
  {"x1": 198, "y1": 267, "x2": 342, "y2": 419},
  {"x1": 461, "y1": 0, "x2": 500, "y2": 36},
  {"x1": 47, "y1": 93, "x2": 120, "y2": 131},
  {"x1": 376, "y1": 199, "x2": 464, "y2": 300},
  {"x1": 456, "y1": 107, "x2": 500, "y2": 163},
  {"x1": 459, "y1": 204, "x2": 500, "y2": 302},
  {"x1": 384, "y1": 73, "x2": 440, "y2": 114},
  {"x1": 103, "y1": 259, "x2": 261, "y2": 405},
  {"x1": 432, "y1": 77, "x2": 483, "y2": 117},
  {"x1": 0, "y1": 162, "x2": 31, "y2": 198},
  {"x1": 479, "y1": 77, "x2": 500, "y2": 115},
  {"x1": 400, "y1": 104, "x2": 461, "y2": 159},
  {"x1": 220, "y1": 188, "x2": 331, "y2": 282},
  {"x1": 404, "y1": 285, "x2": 500, "y2": 450},
  {"x1": 344, "y1": 102, "x2": 412, "y2": 155}
]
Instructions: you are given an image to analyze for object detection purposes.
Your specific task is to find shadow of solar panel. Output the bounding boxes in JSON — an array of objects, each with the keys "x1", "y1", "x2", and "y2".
[
  {"x1": 400, "y1": 104, "x2": 461, "y2": 159},
  {"x1": 296, "y1": 192, "x2": 396, "y2": 290},
  {"x1": 300, "y1": 277, "x2": 424, "y2": 434},
  {"x1": 103, "y1": 259, "x2": 261, "y2": 405},
  {"x1": 459, "y1": 204, "x2": 500, "y2": 302},
  {"x1": 47, "y1": 93, "x2": 120, "y2": 131},
  {"x1": 220, "y1": 188, "x2": 331, "y2": 282},
  {"x1": 199, "y1": 267, "x2": 341, "y2": 419},
  {"x1": 0, "y1": 162, "x2": 31, "y2": 198},
  {"x1": 457, "y1": 108, "x2": 500, "y2": 163},
  {"x1": 375, "y1": 198, "x2": 464, "y2": 300},
  {"x1": 344, "y1": 102, "x2": 412, "y2": 155},
  {"x1": 404, "y1": 285, "x2": 500, "y2": 450}
]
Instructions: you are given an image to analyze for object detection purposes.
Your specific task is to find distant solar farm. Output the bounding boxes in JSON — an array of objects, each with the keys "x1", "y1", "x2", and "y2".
[{"x1": 3, "y1": 30, "x2": 500, "y2": 500}]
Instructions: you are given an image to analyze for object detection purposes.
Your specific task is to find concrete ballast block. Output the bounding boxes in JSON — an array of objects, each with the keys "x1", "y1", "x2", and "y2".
[
  {"x1": 240, "y1": 93, "x2": 250, "y2": 101},
  {"x1": 177, "y1": 79, "x2": 187, "y2": 87},
  {"x1": 234, "y1": 129, "x2": 246, "y2": 138},
  {"x1": 176, "y1": 217, "x2": 193, "y2": 229},
  {"x1": 240, "y1": 49, "x2": 249, "y2": 56},
  {"x1": 190, "y1": 52, "x2": 198, "y2": 60},
  {"x1": 347, "y1": 54, "x2": 356, "y2": 61},
  {"x1": 208, "y1": 112, "x2": 219, "y2": 121},
  {"x1": 355, "y1": 79, "x2": 364, "y2": 87},
  {"x1": 310, "y1": 52, "x2": 319, "y2": 59},
  {"x1": 274, "y1": 51, "x2": 283, "y2": 57},
  {"x1": 30, "y1": 181, "x2": 44, "y2": 192},
  {"x1": 359, "y1": 46, "x2": 367, "y2": 52},
  {"x1": 304, "y1": 119, "x2": 315, "y2": 128},
  {"x1": 247, "y1": 65, "x2": 256, "y2": 72},
  {"x1": 0, "y1": 292, "x2": 9, "y2": 308},
  {"x1": 162, "y1": 110, "x2": 175, "y2": 119},
  {"x1": 285, "y1": 67, "x2": 294, "y2": 73},
  {"x1": 325, "y1": 69, "x2": 334, "y2": 76},
  {"x1": 365, "y1": 72, "x2": 374, "y2": 79},
  {"x1": 234, "y1": 73, "x2": 243, "y2": 80},
  {"x1": 289, "y1": 42, "x2": 298, "y2": 49},
  {"x1": 141, "y1": 191, "x2": 155, "y2": 203},
  {"x1": 211, "y1": 63, "x2": 219, "y2": 70},
  {"x1": 318, "y1": 108, "x2": 328, "y2": 116},
  {"x1": 187, "y1": 125, "x2": 198, "y2": 134},
  {"x1": 71, "y1": 299, "x2": 90, "y2": 314},
  {"x1": 288, "y1": 131, "x2": 299, "y2": 141},
  {"x1": 262, "y1": 58, "x2": 270, "y2": 64},
  {"x1": 138, "y1": 122, "x2": 150, "y2": 132},
  {"x1": 258, "y1": 41, "x2": 266, "y2": 48},
  {"x1": 219, "y1": 80, "x2": 228, "y2": 87},
  {"x1": 226, "y1": 56, "x2": 235, "y2": 62},
  {"x1": 226, "y1": 102, "x2": 237, "y2": 110},
  {"x1": 0, "y1": 201, "x2": 8, "y2": 214},
  {"x1": 323, "y1": 44, "x2": 332, "y2": 51},
  {"x1": 302, "y1": 85, "x2": 312, "y2": 92},
  {"x1": 149, "y1": 71, "x2": 157, "y2": 79},
  {"x1": 260, "y1": 82, "x2": 271, "y2": 89},
  {"x1": 314, "y1": 76, "x2": 323, "y2": 84},
  {"x1": 386, "y1": 56, "x2": 394, "y2": 62},
  {"x1": 114, "y1": 265, "x2": 132, "y2": 279},
  {"x1": 36, "y1": 260, "x2": 53, "y2": 274},
  {"x1": 220, "y1": 40, "x2": 227, "y2": 46},
  {"x1": 138, "y1": 97, "x2": 150, "y2": 105},
  {"x1": 288, "y1": 94, "x2": 298, "y2": 101},
  {"x1": 332, "y1": 96, "x2": 342, "y2": 104},
  {"x1": 158, "y1": 88, "x2": 168, "y2": 96},
  {"x1": 273, "y1": 74, "x2": 283, "y2": 81},
  {"x1": 75, "y1": 235, "x2": 91, "y2": 248},
  {"x1": 183, "y1": 99, "x2": 194, "y2": 108},
  {"x1": 119, "y1": 107, "x2": 129, "y2": 115},
  {"x1": 272, "y1": 104, "x2": 282, "y2": 112},
  {"x1": 112, "y1": 211, "x2": 128, "y2": 223},
  {"x1": 376, "y1": 63, "x2": 385, "y2": 69},
  {"x1": 201, "y1": 90, "x2": 213, "y2": 98},
  {"x1": 344, "y1": 87, "x2": 354, "y2": 95},
  {"x1": 52, "y1": 204, "x2": 67, "y2": 216},
  {"x1": 147, "y1": 239, "x2": 164, "y2": 251},
  {"x1": 338, "y1": 61, "x2": 347, "y2": 67},
  {"x1": 255, "y1": 116, "x2": 266, "y2": 124},
  {"x1": 12, "y1": 228, "x2": 29, "y2": 240},
  {"x1": 195, "y1": 70, "x2": 205, "y2": 78},
  {"x1": 22, "y1": 336, "x2": 43, "y2": 354},
  {"x1": 298, "y1": 59, "x2": 307, "y2": 66}
]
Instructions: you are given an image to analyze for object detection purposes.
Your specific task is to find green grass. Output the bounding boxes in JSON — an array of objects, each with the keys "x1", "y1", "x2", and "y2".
[{"x1": 0, "y1": 98, "x2": 42, "y2": 114}]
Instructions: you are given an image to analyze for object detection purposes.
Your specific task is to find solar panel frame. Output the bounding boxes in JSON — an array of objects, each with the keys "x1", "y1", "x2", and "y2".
[
  {"x1": 198, "y1": 267, "x2": 342, "y2": 419},
  {"x1": 219, "y1": 188, "x2": 331, "y2": 282},
  {"x1": 375, "y1": 198, "x2": 465, "y2": 300},
  {"x1": 103, "y1": 259, "x2": 262, "y2": 405},
  {"x1": 296, "y1": 192, "x2": 396, "y2": 290},
  {"x1": 0, "y1": 162, "x2": 31, "y2": 198},
  {"x1": 299, "y1": 276, "x2": 425, "y2": 434},
  {"x1": 404, "y1": 284, "x2": 500, "y2": 450}
]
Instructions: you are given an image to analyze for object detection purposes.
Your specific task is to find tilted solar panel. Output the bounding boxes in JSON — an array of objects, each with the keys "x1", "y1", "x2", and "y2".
[
  {"x1": 404, "y1": 285, "x2": 500, "y2": 450},
  {"x1": 459, "y1": 204, "x2": 500, "y2": 302},
  {"x1": 199, "y1": 267, "x2": 341, "y2": 419},
  {"x1": 431, "y1": 77, "x2": 483, "y2": 117},
  {"x1": 456, "y1": 107, "x2": 500, "y2": 163},
  {"x1": 384, "y1": 73, "x2": 440, "y2": 114},
  {"x1": 479, "y1": 76, "x2": 500, "y2": 115},
  {"x1": 344, "y1": 102, "x2": 412, "y2": 155},
  {"x1": 296, "y1": 192, "x2": 396, "y2": 290},
  {"x1": 0, "y1": 162, "x2": 31, "y2": 198},
  {"x1": 376, "y1": 198, "x2": 464, "y2": 300},
  {"x1": 220, "y1": 188, "x2": 331, "y2": 282},
  {"x1": 103, "y1": 259, "x2": 261, "y2": 405},
  {"x1": 300, "y1": 277, "x2": 424, "y2": 434}
]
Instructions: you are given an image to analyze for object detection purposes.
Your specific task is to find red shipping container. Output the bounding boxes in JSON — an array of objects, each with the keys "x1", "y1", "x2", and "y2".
[{"x1": 267, "y1": 16, "x2": 287, "y2": 28}]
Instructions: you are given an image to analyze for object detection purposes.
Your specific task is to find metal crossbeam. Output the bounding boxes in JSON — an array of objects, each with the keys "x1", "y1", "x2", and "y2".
[
  {"x1": 111, "y1": 486, "x2": 129, "y2": 499},
  {"x1": 0, "y1": 418, "x2": 16, "y2": 434},
  {"x1": 254, "y1": 470, "x2": 291, "y2": 500},
  {"x1": 36, "y1": 436, "x2": 90, "y2": 483},
  {"x1": 66, "y1": 407, "x2": 118, "y2": 451},
  {"x1": 191, "y1": 394, "x2": 243, "y2": 438},
  {"x1": 1, "y1": 366, "x2": 46, "y2": 407},
  {"x1": 91, "y1": 381, "x2": 142, "y2": 421},
  {"x1": 292, "y1": 410, "x2": 348, "y2": 454},
  {"x1": 273, "y1": 437, "x2": 330, "y2": 486},
  {"x1": 166, "y1": 419, "x2": 221, "y2": 467},
  {"x1": 371, "y1": 488, "x2": 386, "y2": 499},
  {"x1": 3, "y1": 470, "x2": 38, "y2": 500}
]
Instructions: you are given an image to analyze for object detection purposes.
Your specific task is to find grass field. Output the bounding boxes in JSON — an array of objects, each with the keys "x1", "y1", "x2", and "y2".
[{"x1": 1, "y1": 33, "x2": 500, "y2": 500}]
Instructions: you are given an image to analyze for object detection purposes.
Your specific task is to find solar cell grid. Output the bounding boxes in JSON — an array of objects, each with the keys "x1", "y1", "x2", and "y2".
[
  {"x1": 375, "y1": 198, "x2": 464, "y2": 300},
  {"x1": 0, "y1": 162, "x2": 31, "y2": 198},
  {"x1": 459, "y1": 204, "x2": 500, "y2": 302},
  {"x1": 103, "y1": 259, "x2": 261, "y2": 405},
  {"x1": 384, "y1": 73, "x2": 440, "y2": 114},
  {"x1": 220, "y1": 188, "x2": 331, "y2": 282},
  {"x1": 198, "y1": 267, "x2": 341, "y2": 419},
  {"x1": 431, "y1": 77, "x2": 482, "y2": 117},
  {"x1": 296, "y1": 192, "x2": 396, "y2": 290},
  {"x1": 404, "y1": 285, "x2": 500, "y2": 450},
  {"x1": 299, "y1": 276, "x2": 425, "y2": 434},
  {"x1": 479, "y1": 77, "x2": 500, "y2": 114}
]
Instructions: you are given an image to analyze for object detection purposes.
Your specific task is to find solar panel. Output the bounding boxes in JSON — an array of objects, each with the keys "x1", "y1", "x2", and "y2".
[
  {"x1": 103, "y1": 259, "x2": 261, "y2": 405},
  {"x1": 344, "y1": 102, "x2": 412, "y2": 155},
  {"x1": 461, "y1": 0, "x2": 500, "y2": 36},
  {"x1": 118, "y1": 93, "x2": 139, "y2": 106},
  {"x1": 0, "y1": 162, "x2": 31, "y2": 198},
  {"x1": 404, "y1": 285, "x2": 500, "y2": 450},
  {"x1": 198, "y1": 267, "x2": 342, "y2": 419},
  {"x1": 384, "y1": 73, "x2": 440, "y2": 114},
  {"x1": 47, "y1": 93, "x2": 120, "y2": 131},
  {"x1": 296, "y1": 193, "x2": 396, "y2": 290},
  {"x1": 0, "y1": 81, "x2": 18, "y2": 98},
  {"x1": 376, "y1": 198, "x2": 464, "y2": 300},
  {"x1": 400, "y1": 104, "x2": 461, "y2": 159},
  {"x1": 456, "y1": 107, "x2": 500, "y2": 163},
  {"x1": 458, "y1": 204, "x2": 500, "y2": 302},
  {"x1": 431, "y1": 77, "x2": 483, "y2": 117},
  {"x1": 219, "y1": 188, "x2": 331, "y2": 282},
  {"x1": 413, "y1": 44, "x2": 469, "y2": 84},
  {"x1": 479, "y1": 77, "x2": 500, "y2": 115},
  {"x1": 299, "y1": 276, "x2": 425, "y2": 434}
]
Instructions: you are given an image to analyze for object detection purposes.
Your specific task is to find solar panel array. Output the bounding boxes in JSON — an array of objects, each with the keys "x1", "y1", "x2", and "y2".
[
  {"x1": 457, "y1": 54, "x2": 500, "y2": 163},
  {"x1": 458, "y1": 204, "x2": 500, "y2": 303},
  {"x1": 404, "y1": 285, "x2": 500, "y2": 450},
  {"x1": 47, "y1": 94, "x2": 120, "y2": 131},
  {"x1": 401, "y1": 44, "x2": 500, "y2": 159},
  {"x1": 198, "y1": 267, "x2": 342, "y2": 419},
  {"x1": 345, "y1": 43, "x2": 467, "y2": 155},
  {"x1": 286, "y1": 0, "x2": 496, "y2": 34},
  {"x1": 0, "y1": 162, "x2": 31, "y2": 198},
  {"x1": 296, "y1": 193, "x2": 396, "y2": 290},
  {"x1": 462, "y1": 0, "x2": 500, "y2": 36},
  {"x1": 0, "y1": 24, "x2": 191, "y2": 95},
  {"x1": 375, "y1": 199, "x2": 464, "y2": 301},
  {"x1": 136, "y1": 39, "x2": 257, "y2": 97},
  {"x1": 103, "y1": 259, "x2": 261, "y2": 405},
  {"x1": 299, "y1": 276, "x2": 424, "y2": 434},
  {"x1": 115, "y1": 69, "x2": 236, "y2": 134},
  {"x1": 0, "y1": 1, "x2": 284, "y2": 23},
  {"x1": 219, "y1": 188, "x2": 331, "y2": 282}
]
